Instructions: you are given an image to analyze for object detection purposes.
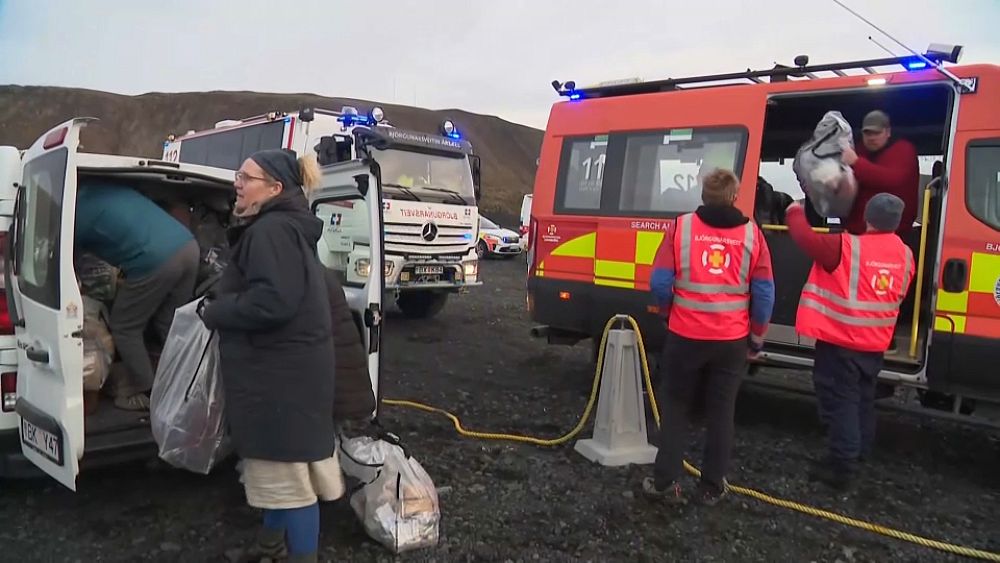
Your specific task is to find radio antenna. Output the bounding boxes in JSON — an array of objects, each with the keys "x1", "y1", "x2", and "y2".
[
  {"x1": 831, "y1": 0, "x2": 971, "y2": 92},
  {"x1": 868, "y1": 35, "x2": 899, "y2": 58}
]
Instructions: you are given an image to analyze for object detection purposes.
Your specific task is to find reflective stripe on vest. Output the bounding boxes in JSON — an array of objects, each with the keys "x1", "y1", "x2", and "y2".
[
  {"x1": 674, "y1": 214, "x2": 755, "y2": 307},
  {"x1": 673, "y1": 294, "x2": 750, "y2": 312},
  {"x1": 798, "y1": 297, "x2": 897, "y2": 326}
]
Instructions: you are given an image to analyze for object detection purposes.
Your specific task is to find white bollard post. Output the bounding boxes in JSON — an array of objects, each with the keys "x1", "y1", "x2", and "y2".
[{"x1": 574, "y1": 326, "x2": 658, "y2": 466}]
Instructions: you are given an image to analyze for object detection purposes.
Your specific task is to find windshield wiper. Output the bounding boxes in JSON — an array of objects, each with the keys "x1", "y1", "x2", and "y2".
[
  {"x1": 417, "y1": 186, "x2": 471, "y2": 206},
  {"x1": 381, "y1": 183, "x2": 421, "y2": 201}
]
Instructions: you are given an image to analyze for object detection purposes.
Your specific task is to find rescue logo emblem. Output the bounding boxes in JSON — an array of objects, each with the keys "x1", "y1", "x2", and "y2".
[
  {"x1": 871, "y1": 269, "x2": 894, "y2": 296},
  {"x1": 701, "y1": 244, "x2": 730, "y2": 275},
  {"x1": 421, "y1": 222, "x2": 439, "y2": 242},
  {"x1": 547, "y1": 224, "x2": 557, "y2": 236},
  {"x1": 994, "y1": 276, "x2": 1000, "y2": 307}
]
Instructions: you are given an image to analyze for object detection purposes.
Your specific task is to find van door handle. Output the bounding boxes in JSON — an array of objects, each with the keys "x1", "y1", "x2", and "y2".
[
  {"x1": 364, "y1": 304, "x2": 381, "y2": 354},
  {"x1": 942, "y1": 258, "x2": 967, "y2": 293},
  {"x1": 26, "y1": 347, "x2": 49, "y2": 364}
]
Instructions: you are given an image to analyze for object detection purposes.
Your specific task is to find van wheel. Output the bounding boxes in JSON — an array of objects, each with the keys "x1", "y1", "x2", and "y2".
[{"x1": 396, "y1": 291, "x2": 448, "y2": 319}]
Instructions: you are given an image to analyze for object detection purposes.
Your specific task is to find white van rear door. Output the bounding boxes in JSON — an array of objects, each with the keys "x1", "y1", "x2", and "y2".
[
  {"x1": 311, "y1": 160, "x2": 384, "y2": 417},
  {"x1": 12, "y1": 118, "x2": 91, "y2": 491}
]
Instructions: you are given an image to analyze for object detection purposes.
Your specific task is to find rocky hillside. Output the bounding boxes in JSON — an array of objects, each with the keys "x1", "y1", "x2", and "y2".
[{"x1": 0, "y1": 86, "x2": 543, "y2": 221}]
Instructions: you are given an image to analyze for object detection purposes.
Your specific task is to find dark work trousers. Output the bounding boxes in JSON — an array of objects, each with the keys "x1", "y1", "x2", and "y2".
[
  {"x1": 110, "y1": 240, "x2": 200, "y2": 397},
  {"x1": 812, "y1": 340, "x2": 884, "y2": 465},
  {"x1": 653, "y1": 330, "x2": 748, "y2": 490}
]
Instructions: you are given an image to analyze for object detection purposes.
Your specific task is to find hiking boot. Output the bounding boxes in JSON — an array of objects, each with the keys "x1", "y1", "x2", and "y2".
[
  {"x1": 641, "y1": 477, "x2": 686, "y2": 504},
  {"x1": 808, "y1": 459, "x2": 854, "y2": 491},
  {"x1": 114, "y1": 392, "x2": 150, "y2": 411},
  {"x1": 225, "y1": 527, "x2": 288, "y2": 563},
  {"x1": 695, "y1": 479, "x2": 729, "y2": 506}
]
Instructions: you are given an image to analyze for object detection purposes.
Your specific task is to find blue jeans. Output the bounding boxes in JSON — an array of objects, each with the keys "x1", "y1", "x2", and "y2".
[{"x1": 812, "y1": 340, "x2": 883, "y2": 464}]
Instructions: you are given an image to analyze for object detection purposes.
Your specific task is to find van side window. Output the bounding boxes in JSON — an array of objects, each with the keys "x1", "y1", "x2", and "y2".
[
  {"x1": 555, "y1": 135, "x2": 608, "y2": 212},
  {"x1": 179, "y1": 121, "x2": 285, "y2": 170},
  {"x1": 618, "y1": 127, "x2": 747, "y2": 217},
  {"x1": 966, "y1": 141, "x2": 1000, "y2": 230},
  {"x1": 17, "y1": 148, "x2": 68, "y2": 309}
]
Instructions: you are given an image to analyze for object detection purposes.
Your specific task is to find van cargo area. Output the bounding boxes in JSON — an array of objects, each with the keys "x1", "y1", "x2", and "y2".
[{"x1": 73, "y1": 165, "x2": 234, "y2": 452}]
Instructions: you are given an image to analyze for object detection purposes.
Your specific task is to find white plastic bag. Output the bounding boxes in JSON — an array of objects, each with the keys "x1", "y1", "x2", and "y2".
[
  {"x1": 793, "y1": 110, "x2": 859, "y2": 219},
  {"x1": 150, "y1": 299, "x2": 230, "y2": 474},
  {"x1": 338, "y1": 435, "x2": 440, "y2": 553}
]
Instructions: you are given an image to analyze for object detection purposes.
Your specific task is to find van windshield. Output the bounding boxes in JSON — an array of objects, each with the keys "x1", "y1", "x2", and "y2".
[{"x1": 375, "y1": 148, "x2": 475, "y2": 205}]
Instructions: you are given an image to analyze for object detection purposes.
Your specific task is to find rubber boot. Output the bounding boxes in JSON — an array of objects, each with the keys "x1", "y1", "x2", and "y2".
[
  {"x1": 287, "y1": 553, "x2": 318, "y2": 563},
  {"x1": 240, "y1": 527, "x2": 287, "y2": 562}
]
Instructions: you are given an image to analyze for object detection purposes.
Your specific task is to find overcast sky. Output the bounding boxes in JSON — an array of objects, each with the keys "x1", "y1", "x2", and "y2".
[{"x1": 1, "y1": 0, "x2": 998, "y2": 130}]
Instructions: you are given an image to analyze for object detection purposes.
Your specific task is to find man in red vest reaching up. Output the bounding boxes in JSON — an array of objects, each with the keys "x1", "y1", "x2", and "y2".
[
  {"x1": 787, "y1": 193, "x2": 914, "y2": 490},
  {"x1": 642, "y1": 169, "x2": 775, "y2": 506}
]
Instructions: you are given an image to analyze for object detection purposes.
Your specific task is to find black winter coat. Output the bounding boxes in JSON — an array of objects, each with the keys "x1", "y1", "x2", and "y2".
[
  {"x1": 201, "y1": 192, "x2": 336, "y2": 463},
  {"x1": 322, "y1": 269, "x2": 376, "y2": 421}
]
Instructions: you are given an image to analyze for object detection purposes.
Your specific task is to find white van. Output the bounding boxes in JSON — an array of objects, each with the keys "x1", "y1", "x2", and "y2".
[{"x1": 0, "y1": 118, "x2": 385, "y2": 490}]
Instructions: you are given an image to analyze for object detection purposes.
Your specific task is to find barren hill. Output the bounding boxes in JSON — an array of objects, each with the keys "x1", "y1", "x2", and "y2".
[{"x1": 0, "y1": 86, "x2": 543, "y2": 222}]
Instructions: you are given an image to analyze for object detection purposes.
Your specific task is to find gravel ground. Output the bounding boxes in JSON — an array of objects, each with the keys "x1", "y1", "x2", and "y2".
[{"x1": 1, "y1": 256, "x2": 999, "y2": 562}]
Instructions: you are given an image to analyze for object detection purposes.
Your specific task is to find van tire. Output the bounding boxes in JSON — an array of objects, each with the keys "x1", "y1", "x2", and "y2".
[{"x1": 397, "y1": 291, "x2": 448, "y2": 319}]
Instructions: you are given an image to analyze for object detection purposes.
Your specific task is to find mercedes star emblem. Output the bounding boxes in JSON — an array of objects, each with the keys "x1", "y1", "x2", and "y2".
[{"x1": 421, "y1": 222, "x2": 439, "y2": 242}]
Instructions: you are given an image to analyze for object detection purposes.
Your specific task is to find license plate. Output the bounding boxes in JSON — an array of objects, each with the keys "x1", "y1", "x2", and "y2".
[
  {"x1": 414, "y1": 265, "x2": 444, "y2": 275},
  {"x1": 21, "y1": 419, "x2": 63, "y2": 466}
]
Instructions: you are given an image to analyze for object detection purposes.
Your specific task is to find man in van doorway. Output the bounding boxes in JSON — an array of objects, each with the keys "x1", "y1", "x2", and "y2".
[
  {"x1": 786, "y1": 193, "x2": 914, "y2": 490},
  {"x1": 642, "y1": 169, "x2": 775, "y2": 506},
  {"x1": 75, "y1": 181, "x2": 200, "y2": 411},
  {"x1": 840, "y1": 110, "x2": 920, "y2": 236}
]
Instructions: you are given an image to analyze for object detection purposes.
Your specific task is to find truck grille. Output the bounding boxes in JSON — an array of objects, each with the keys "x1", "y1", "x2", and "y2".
[{"x1": 384, "y1": 222, "x2": 473, "y2": 256}]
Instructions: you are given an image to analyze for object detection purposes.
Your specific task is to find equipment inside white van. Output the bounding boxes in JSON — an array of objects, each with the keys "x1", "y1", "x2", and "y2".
[{"x1": 0, "y1": 118, "x2": 386, "y2": 491}]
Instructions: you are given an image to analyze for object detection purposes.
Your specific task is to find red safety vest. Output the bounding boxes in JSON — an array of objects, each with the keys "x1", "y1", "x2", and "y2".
[
  {"x1": 668, "y1": 213, "x2": 760, "y2": 341},
  {"x1": 796, "y1": 233, "x2": 914, "y2": 352}
]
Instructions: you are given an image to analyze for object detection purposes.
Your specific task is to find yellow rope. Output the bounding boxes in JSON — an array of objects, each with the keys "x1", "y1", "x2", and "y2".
[{"x1": 382, "y1": 315, "x2": 1000, "y2": 561}]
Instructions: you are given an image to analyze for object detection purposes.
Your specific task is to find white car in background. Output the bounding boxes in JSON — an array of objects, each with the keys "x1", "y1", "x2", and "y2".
[{"x1": 476, "y1": 216, "x2": 522, "y2": 259}]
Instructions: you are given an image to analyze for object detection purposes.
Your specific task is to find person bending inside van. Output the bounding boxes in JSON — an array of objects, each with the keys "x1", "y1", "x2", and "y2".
[
  {"x1": 75, "y1": 182, "x2": 200, "y2": 411},
  {"x1": 642, "y1": 169, "x2": 775, "y2": 506},
  {"x1": 786, "y1": 193, "x2": 914, "y2": 490}
]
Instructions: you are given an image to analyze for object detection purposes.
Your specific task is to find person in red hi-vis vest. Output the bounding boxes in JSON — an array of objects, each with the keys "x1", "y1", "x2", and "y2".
[
  {"x1": 642, "y1": 169, "x2": 775, "y2": 507},
  {"x1": 787, "y1": 192, "x2": 914, "y2": 490}
]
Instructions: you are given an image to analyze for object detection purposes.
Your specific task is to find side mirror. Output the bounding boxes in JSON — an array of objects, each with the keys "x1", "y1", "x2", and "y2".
[{"x1": 469, "y1": 154, "x2": 482, "y2": 204}]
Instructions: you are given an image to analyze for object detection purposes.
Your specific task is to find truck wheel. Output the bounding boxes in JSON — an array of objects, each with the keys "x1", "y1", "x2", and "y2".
[
  {"x1": 476, "y1": 240, "x2": 489, "y2": 259},
  {"x1": 396, "y1": 291, "x2": 449, "y2": 319}
]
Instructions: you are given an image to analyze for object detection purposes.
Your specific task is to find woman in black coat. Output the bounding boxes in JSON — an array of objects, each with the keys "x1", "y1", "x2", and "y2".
[{"x1": 201, "y1": 149, "x2": 339, "y2": 563}]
